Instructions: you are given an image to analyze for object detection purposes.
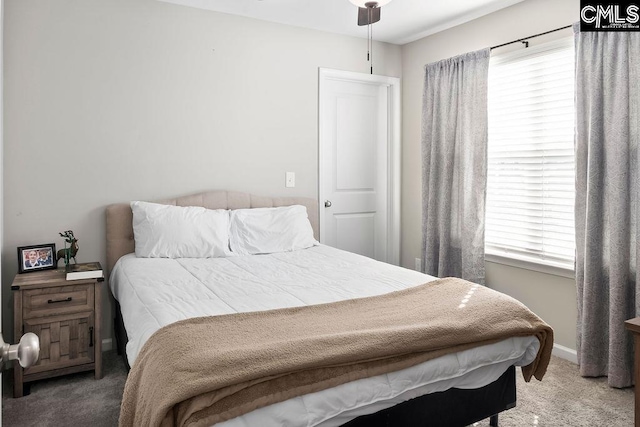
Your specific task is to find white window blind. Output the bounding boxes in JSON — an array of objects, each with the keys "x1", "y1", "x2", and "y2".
[{"x1": 486, "y1": 37, "x2": 575, "y2": 269}]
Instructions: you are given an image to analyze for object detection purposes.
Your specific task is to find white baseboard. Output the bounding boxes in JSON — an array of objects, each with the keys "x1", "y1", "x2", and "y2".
[
  {"x1": 552, "y1": 343, "x2": 578, "y2": 364},
  {"x1": 102, "y1": 338, "x2": 113, "y2": 352}
]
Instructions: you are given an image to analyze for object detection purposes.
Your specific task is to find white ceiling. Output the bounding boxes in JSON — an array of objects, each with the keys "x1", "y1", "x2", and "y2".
[{"x1": 158, "y1": 0, "x2": 525, "y2": 45}]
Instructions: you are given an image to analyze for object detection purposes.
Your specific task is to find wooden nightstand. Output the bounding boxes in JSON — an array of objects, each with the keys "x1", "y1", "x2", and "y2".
[
  {"x1": 626, "y1": 317, "x2": 640, "y2": 427},
  {"x1": 12, "y1": 268, "x2": 103, "y2": 397}
]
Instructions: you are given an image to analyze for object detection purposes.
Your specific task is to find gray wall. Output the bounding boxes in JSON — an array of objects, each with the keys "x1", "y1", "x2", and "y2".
[
  {"x1": 400, "y1": 0, "x2": 580, "y2": 350},
  {"x1": 2, "y1": 0, "x2": 401, "y2": 342},
  {"x1": 4, "y1": 0, "x2": 581, "y2": 353}
]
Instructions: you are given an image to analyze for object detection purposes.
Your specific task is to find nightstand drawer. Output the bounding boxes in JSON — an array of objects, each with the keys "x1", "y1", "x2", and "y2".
[{"x1": 23, "y1": 285, "x2": 94, "y2": 319}]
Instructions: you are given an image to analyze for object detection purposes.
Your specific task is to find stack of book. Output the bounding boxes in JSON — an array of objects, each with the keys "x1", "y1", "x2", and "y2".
[{"x1": 66, "y1": 262, "x2": 103, "y2": 281}]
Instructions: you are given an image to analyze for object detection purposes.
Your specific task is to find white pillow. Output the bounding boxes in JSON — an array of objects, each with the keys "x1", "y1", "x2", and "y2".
[
  {"x1": 131, "y1": 201, "x2": 231, "y2": 258},
  {"x1": 229, "y1": 205, "x2": 317, "y2": 255}
]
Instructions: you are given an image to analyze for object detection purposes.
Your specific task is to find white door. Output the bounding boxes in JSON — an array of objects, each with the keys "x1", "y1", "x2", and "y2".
[{"x1": 319, "y1": 69, "x2": 400, "y2": 265}]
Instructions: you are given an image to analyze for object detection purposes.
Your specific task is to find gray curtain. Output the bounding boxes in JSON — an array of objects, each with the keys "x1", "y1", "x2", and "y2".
[
  {"x1": 421, "y1": 49, "x2": 490, "y2": 284},
  {"x1": 574, "y1": 24, "x2": 640, "y2": 388}
]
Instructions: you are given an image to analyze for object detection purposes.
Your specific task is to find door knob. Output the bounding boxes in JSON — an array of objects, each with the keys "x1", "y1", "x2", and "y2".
[
  {"x1": 325, "y1": 200, "x2": 332, "y2": 208},
  {"x1": 0, "y1": 332, "x2": 40, "y2": 368}
]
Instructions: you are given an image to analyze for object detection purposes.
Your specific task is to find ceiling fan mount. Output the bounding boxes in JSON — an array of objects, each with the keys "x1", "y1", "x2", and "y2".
[
  {"x1": 349, "y1": 0, "x2": 393, "y2": 26},
  {"x1": 348, "y1": 0, "x2": 393, "y2": 74},
  {"x1": 357, "y1": 7, "x2": 381, "y2": 26}
]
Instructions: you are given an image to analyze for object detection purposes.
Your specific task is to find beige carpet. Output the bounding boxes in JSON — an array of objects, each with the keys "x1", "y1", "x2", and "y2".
[
  {"x1": 477, "y1": 356, "x2": 634, "y2": 426},
  {"x1": 2, "y1": 352, "x2": 634, "y2": 426}
]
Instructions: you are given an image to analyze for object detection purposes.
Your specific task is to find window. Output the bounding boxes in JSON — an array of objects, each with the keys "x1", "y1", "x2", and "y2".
[{"x1": 486, "y1": 37, "x2": 575, "y2": 270}]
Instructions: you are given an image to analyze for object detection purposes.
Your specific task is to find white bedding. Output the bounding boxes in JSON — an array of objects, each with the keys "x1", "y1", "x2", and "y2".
[{"x1": 110, "y1": 244, "x2": 539, "y2": 427}]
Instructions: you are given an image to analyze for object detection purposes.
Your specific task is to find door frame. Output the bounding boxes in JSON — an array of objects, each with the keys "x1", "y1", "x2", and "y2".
[{"x1": 318, "y1": 68, "x2": 401, "y2": 266}]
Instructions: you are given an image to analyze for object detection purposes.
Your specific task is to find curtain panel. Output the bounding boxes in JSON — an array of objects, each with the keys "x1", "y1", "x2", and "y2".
[
  {"x1": 574, "y1": 23, "x2": 640, "y2": 388},
  {"x1": 421, "y1": 49, "x2": 490, "y2": 284}
]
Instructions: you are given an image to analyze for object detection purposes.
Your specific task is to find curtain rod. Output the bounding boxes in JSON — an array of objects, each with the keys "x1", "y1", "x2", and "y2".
[{"x1": 490, "y1": 25, "x2": 573, "y2": 50}]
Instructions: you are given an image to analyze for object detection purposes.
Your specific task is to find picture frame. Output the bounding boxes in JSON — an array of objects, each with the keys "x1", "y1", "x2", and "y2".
[{"x1": 17, "y1": 243, "x2": 57, "y2": 274}]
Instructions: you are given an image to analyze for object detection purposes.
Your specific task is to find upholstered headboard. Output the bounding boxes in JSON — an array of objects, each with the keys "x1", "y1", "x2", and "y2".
[{"x1": 105, "y1": 190, "x2": 319, "y2": 274}]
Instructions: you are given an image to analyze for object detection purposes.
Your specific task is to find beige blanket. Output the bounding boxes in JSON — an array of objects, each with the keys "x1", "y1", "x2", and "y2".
[{"x1": 119, "y1": 278, "x2": 553, "y2": 427}]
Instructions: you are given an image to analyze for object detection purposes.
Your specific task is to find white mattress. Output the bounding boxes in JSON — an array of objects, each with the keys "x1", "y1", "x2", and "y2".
[{"x1": 110, "y1": 245, "x2": 539, "y2": 426}]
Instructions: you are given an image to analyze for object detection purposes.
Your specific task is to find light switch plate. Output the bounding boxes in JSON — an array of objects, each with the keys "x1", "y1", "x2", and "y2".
[{"x1": 285, "y1": 172, "x2": 295, "y2": 188}]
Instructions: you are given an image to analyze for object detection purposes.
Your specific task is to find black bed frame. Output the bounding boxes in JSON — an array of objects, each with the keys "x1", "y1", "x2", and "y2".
[{"x1": 114, "y1": 300, "x2": 515, "y2": 426}]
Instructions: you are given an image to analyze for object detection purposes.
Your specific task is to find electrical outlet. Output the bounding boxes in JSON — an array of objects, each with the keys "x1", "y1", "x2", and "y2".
[
  {"x1": 285, "y1": 172, "x2": 295, "y2": 188},
  {"x1": 415, "y1": 258, "x2": 422, "y2": 272}
]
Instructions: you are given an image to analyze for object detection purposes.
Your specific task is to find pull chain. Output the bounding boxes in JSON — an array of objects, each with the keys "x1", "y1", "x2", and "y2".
[
  {"x1": 363, "y1": 6, "x2": 376, "y2": 75},
  {"x1": 367, "y1": 9, "x2": 371, "y2": 64},
  {"x1": 370, "y1": 17, "x2": 373, "y2": 74}
]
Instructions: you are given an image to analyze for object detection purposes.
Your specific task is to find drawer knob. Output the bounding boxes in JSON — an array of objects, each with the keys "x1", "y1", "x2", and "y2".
[
  {"x1": 47, "y1": 297, "x2": 72, "y2": 304},
  {"x1": 0, "y1": 332, "x2": 40, "y2": 368}
]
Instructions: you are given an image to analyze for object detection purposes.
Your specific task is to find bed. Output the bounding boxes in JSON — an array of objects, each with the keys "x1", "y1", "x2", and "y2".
[{"x1": 106, "y1": 190, "x2": 552, "y2": 427}]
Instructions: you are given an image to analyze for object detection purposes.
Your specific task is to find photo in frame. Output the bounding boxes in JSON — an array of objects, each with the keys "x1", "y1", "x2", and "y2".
[{"x1": 17, "y1": 243, "x2": 57, "y2": 274}]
